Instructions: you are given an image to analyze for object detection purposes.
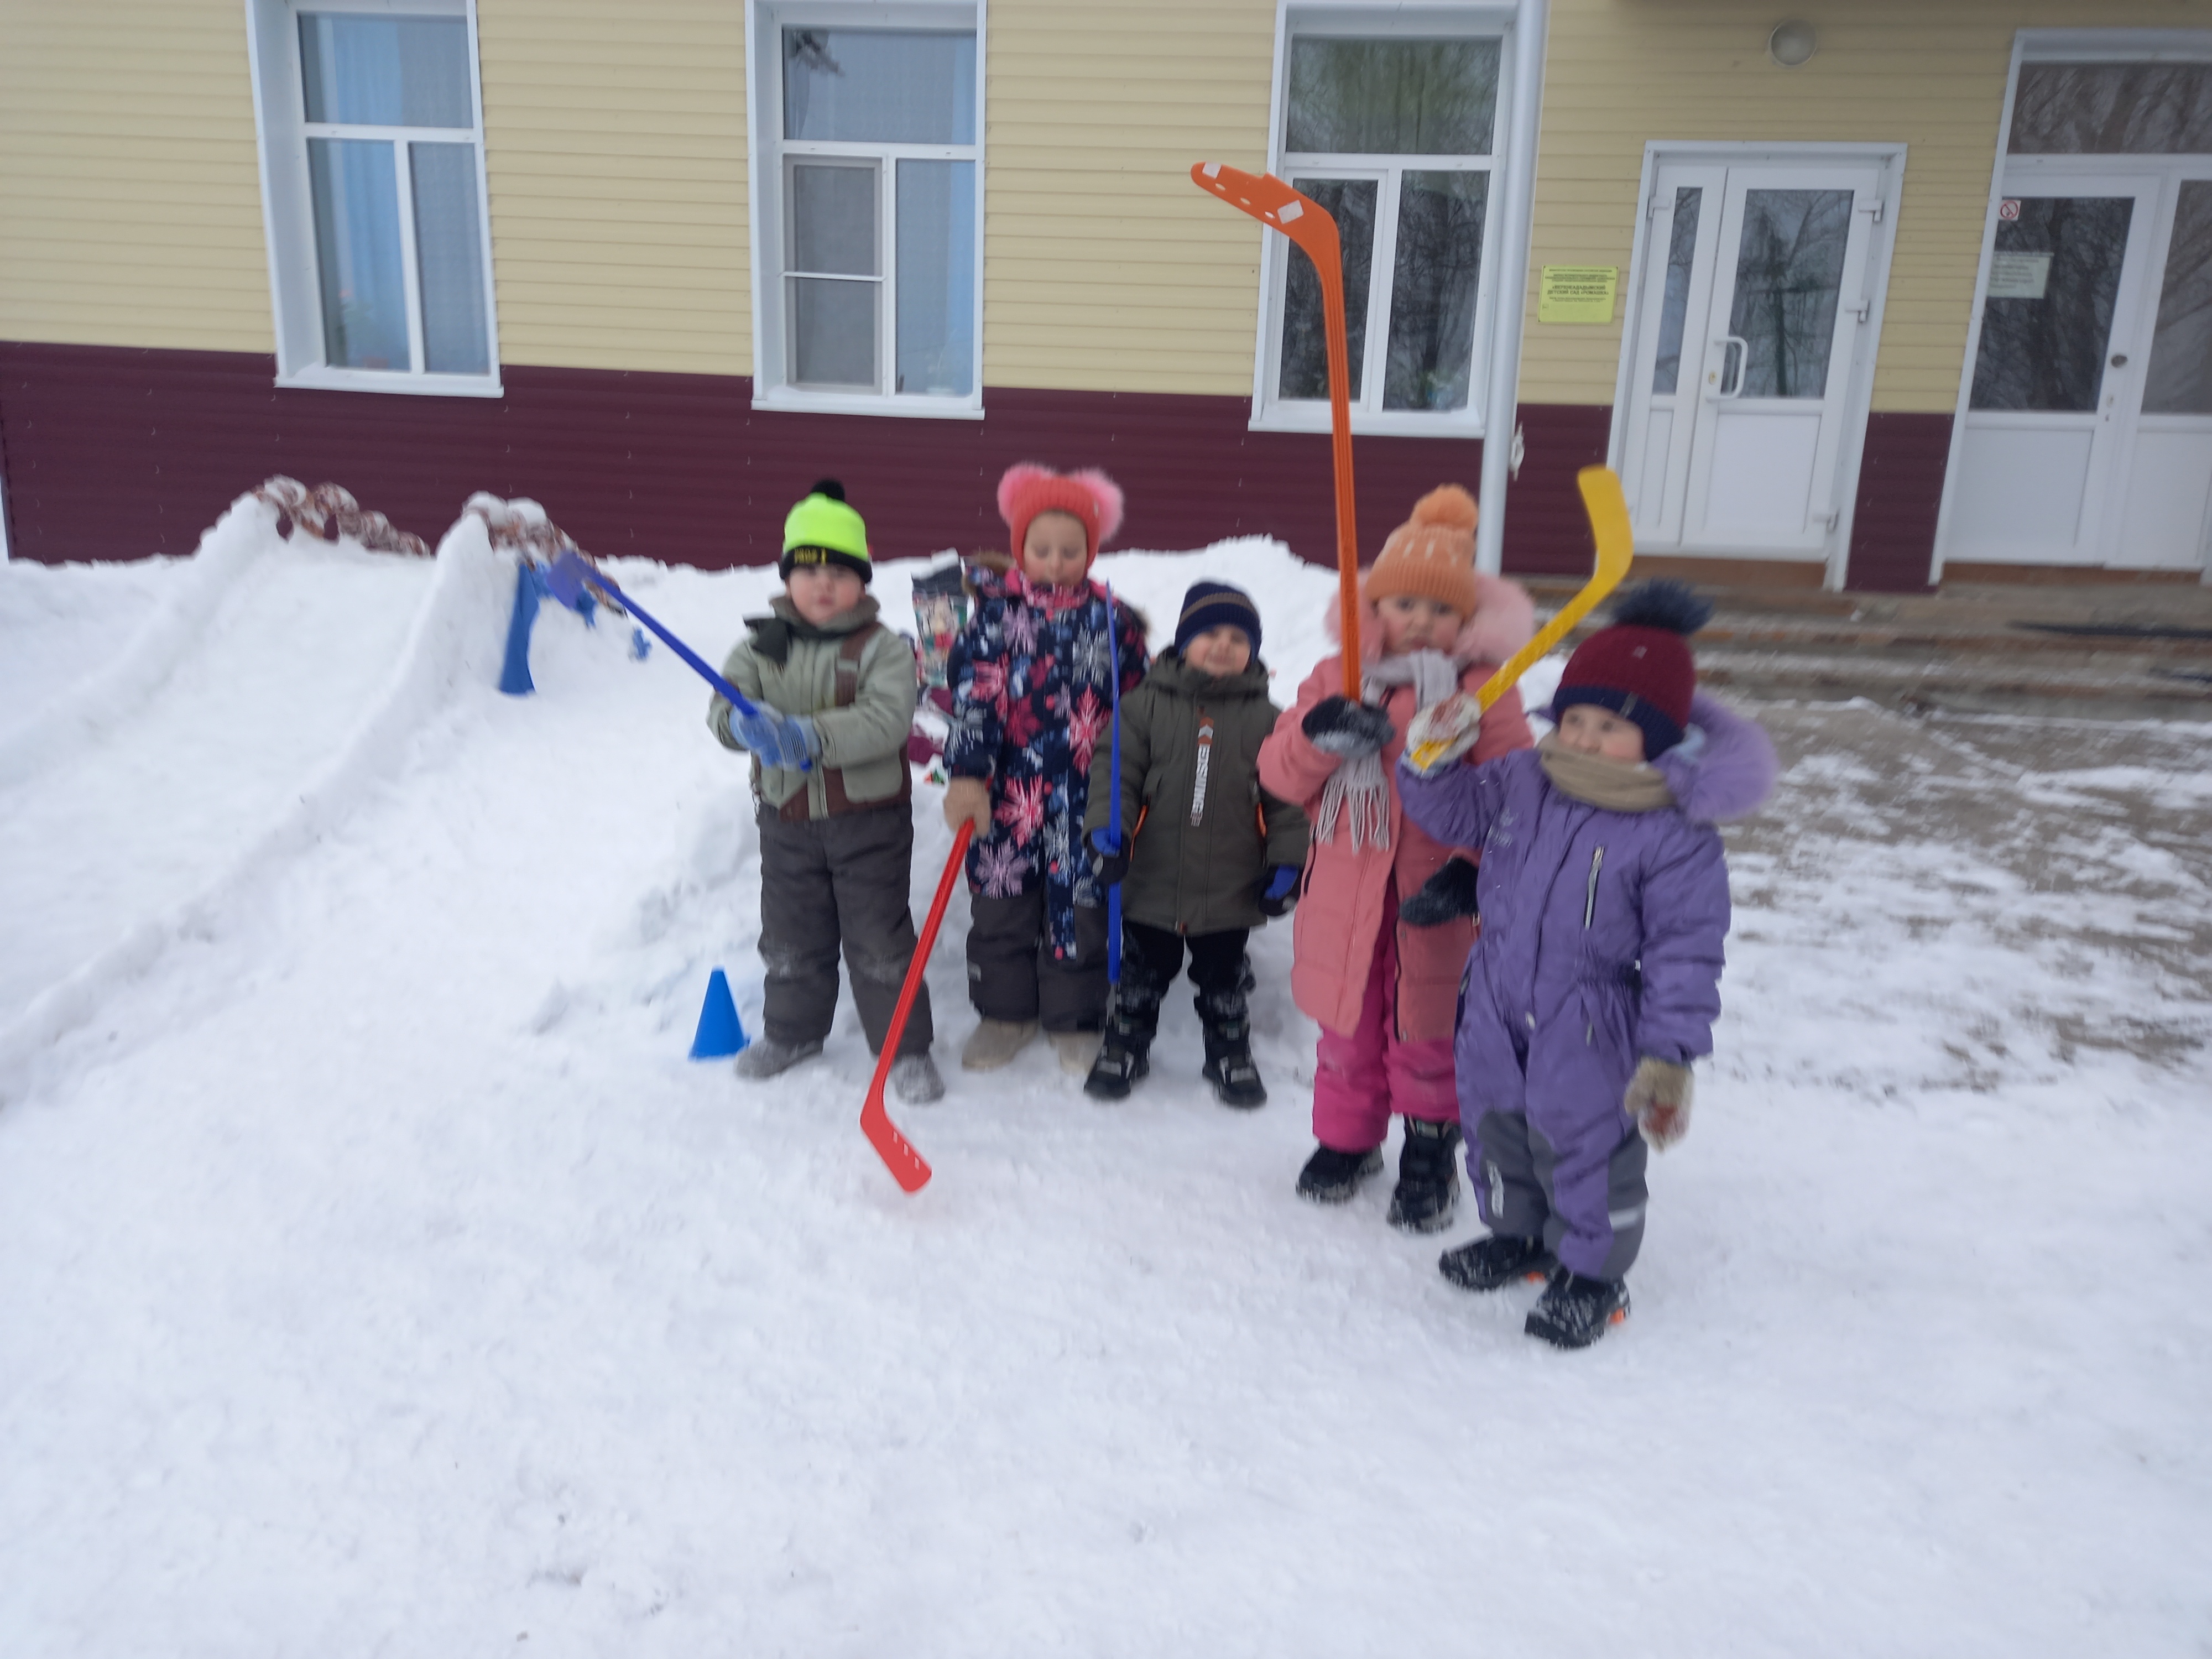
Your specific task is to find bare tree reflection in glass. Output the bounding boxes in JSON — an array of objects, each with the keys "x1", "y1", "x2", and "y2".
[
  {"x1": 1279, "y1": 178, "x2": 1377, "y2": 401},
  {"x1": 1385, "y1": 172, "x2": 1486, "y2": 411},
  {"x1": 1727, "y1": 190, "x2": 1850, "y2": 399},
  {"x1": 1970, "y1": 196, "x2": 2132, "y2": 413}
]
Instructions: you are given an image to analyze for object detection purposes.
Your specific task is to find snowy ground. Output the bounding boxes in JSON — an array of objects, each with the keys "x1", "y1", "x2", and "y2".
[{"x1": 2, "y1": 501, "x2": 2208, "y2": 1656}]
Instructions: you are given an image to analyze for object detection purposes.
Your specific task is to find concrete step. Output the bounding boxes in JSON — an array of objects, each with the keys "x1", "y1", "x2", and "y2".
[{"x1": 1516, "y1": 575, "x2": 2212, "y2": 714}]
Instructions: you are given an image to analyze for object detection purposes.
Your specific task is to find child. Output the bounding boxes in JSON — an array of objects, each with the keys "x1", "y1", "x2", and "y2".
[
  {"x1": 1256, "y1": 485, "x2": 1536, "y2": 1231},
  {"x1": 707, "y1": 479, "x2": 942, "y2": 1103},
  {"x1": 1396, "y1": 582, "x2": 1777, "y2": 1348},
  {"x1": 1080, "y1": 581, "x2": 1311, "y2": 1106},
  {"x1": 943, "y1": 463, "x2": 1150, "y2": 1074}
]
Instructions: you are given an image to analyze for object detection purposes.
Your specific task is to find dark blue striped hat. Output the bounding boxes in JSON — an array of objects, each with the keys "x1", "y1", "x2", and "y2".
[{"x1": 1174, "y1": 580, "x2": 1261, "y2": 658}]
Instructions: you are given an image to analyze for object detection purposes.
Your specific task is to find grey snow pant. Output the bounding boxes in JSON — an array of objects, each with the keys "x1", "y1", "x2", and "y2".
[
  {"x1": 966, "y1": 890, "x2": 1109, "y2": 1032},
  {"x1": 1470, "y1": 1107, "x2": 1650, "y2": 1282},
  {"x1": 757, "y1": 801, "x2": 933, "y2": 1057}
]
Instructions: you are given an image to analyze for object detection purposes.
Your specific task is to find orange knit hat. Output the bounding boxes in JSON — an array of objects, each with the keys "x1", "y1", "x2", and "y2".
[{"x1": 1367, "y1": 484, "x2": 1479, "y2": 618}]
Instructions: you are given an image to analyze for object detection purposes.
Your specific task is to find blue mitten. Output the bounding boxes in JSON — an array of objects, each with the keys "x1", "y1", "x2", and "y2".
[{"x1": 1257, "y1": 863, "x2": 1301, "y2": 917}]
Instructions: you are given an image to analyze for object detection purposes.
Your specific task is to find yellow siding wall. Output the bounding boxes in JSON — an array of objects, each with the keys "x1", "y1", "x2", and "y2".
[
  {"x1": 981, "y1": 0, "x2": 1278, "y2": 394},
  {"x1": 1526, "y1": 0, "x2": 2212, "y2": 413},
  {"x1": 474, "y1": 0, "x2": 749, "y2": 374},
  {"x1": 0, "y1": 1, "x2": 272, "y2": 353}
]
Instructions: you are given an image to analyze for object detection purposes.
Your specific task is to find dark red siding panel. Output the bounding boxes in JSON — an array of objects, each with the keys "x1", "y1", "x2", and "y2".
[
  {"x1": 1846, "y1": 410, "x2": 1950, "y2": 593},
  {"x1": 1491, "y1": 403, "x2": 1615, "y2": 577},
  {"x1": 7, "y1": 342, "x2": 1523, "y2": 570}
]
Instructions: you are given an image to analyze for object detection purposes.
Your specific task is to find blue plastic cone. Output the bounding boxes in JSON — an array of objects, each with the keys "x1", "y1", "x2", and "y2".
[{"x1": 690, "y1": 967, "x2": 749, "y2": 1060}]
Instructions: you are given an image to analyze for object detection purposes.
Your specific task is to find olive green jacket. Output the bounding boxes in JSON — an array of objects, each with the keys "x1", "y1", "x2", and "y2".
[
  {"x1": 708, "y1": 595, "x2": 917, "y2": 817},
  {"x1": 1083, "y1": 650, "x2": 1311, "y2": 935}
]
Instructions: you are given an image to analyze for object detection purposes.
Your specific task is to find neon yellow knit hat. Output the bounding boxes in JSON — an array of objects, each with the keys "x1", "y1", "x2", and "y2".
[{"x1": 781, "y1": 479, "x2": 871, "y2": 582}]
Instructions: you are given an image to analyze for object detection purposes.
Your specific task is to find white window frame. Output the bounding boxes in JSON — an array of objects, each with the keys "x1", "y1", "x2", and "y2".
[
  {"x1": 1251, "y1": 2, "x2": 1521, "y2": 439},
  {"x1": 244, "y1": 0, "x2": 503, "y2": 397},
  {"x1": 746, "y1": 0, "x2": 987, "y2": 420}
]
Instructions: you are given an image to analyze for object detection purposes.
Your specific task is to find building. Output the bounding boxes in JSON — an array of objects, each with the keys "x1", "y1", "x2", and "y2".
[{"x1": 3, "y1": 1, "x2": 2208, "y2": 589}]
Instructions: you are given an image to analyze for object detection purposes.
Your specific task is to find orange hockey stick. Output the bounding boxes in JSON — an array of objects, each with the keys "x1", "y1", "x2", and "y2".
[
  {"x1": 1192, "y1": 162, "x2": 1361, "y2": 697},
  {"x1": 858, "y1": 820, "x2": 971, "y2": 1193}
]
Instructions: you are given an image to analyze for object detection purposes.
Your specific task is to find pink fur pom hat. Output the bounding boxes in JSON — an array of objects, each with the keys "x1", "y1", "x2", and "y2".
[{"x1": 997, "y1": 462, "x2": 1126, "y2": 568}]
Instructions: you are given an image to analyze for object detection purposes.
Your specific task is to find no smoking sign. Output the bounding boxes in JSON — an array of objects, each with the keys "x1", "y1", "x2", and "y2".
[{"x1": 1999, "y1": 199, "x2": 2021, "y2": 221}]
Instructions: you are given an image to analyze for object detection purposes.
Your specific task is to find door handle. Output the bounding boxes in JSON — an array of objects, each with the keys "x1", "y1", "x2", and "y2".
[{"x1": 1709, "y1": 336, "x2": 1750, "y2": 399}]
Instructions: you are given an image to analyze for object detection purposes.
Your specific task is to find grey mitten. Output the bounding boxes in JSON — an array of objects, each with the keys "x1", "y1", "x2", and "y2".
[
  {"x1": 1401, "y1": 858, "x2": 1481, "y2": 927},
  {"x1": 1301, "y1": 696, "x2": 1397, "y2": 759},
  {"x1": 1624, "y1": 1057, "x2": 1694, "y2": 1150}
]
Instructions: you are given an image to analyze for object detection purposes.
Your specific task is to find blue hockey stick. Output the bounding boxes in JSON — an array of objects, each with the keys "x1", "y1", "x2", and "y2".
[
  {"x1": 544, "y1": 549, "x2": 809, "y2": 770},
  {"x1": 1102, "y1": 582, "x2": 1124, "y2": 988}
]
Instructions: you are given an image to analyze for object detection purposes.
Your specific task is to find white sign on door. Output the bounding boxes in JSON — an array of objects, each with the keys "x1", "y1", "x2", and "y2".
[{"x1": 1987, "y1": 251, "x2": 2052, "y2": 300}]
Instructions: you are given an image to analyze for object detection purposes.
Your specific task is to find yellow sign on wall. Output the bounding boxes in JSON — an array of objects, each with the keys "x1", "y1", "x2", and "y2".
[{"x1": 1538, "y1": 265, "x2": 1619, "y2": 324}]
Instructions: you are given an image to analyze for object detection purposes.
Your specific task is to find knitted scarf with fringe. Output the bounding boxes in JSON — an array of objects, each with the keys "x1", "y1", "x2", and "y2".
[{"x1": 1312, "y1": 648, "x2": 1461, "y2": 850}]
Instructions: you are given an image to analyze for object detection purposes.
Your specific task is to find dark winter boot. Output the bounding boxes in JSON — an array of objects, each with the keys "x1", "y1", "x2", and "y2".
[
  {"x1": 1196, "y1": 967, "x2": 1266, "y2": 1109},
  {"x1": 1525, "y1": 1267, "x2": 1631, "y2": 1349},
  {"x1": 1387, "y1": 1117, "x2": 1462, "y2": 1233},
  {"x1": 1296, "y1": 1143, "x2": 1384, "y2": 1204},
  {"x1": 1438, "y1": 1233, "x2": 1556, "y2": 1292},
  {"x1": 1085, "y1": 958, "x2": 1162, "y2": 1101}
]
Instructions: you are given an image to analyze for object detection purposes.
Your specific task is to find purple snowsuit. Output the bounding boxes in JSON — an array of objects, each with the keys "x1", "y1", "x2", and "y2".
[{"x1": 1397, "y1": 693, "x2": 1776, "y2": 1281}]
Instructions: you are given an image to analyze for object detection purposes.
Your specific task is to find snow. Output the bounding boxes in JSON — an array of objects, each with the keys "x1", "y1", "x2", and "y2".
[{"x1": 1, "y1": 497, "x2": 2207, "y2": 1656}]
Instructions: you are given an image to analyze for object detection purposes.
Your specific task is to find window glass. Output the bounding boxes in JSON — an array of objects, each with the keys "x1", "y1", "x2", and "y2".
[
  {"x1": 1384, "y1": 171, "x2": 1485, "y2": 411},
  {"x1": 300, "y1": 13, "x2": 472, "y2": 127},
  {"x1": 1970, "y1": 196, "x2": 2134, "y2": 412},
  {"x1": 896, "y1": 160, "x2": 976, "y2": 397},
  {"x1": 1285, "y1": 38, "x2": 1499, "y2": 155},
  {"x1": 791, "y1": 161, "x2": 878, "y2": 275},
  {"x1": 1726, "y1": 189, "x2": 1850, "y2": 399},
  {"x1": 2145, "y1": 180, "x2": 2212, "y2": 415},
  {"x1": 1280, "y1": 178, "x2": 1376, "y2": 400},
  {"x1": 411, "y1": 142, "x2": 488, "y2": 374},
  {"x1": 793, "y1": 281, "x2": 877, "y2": 387},
  {"x1": 2010, "y1": 63, "x2": 2212, "y2": 156},
  {"x1": 784, "y1": 29, "x2": 976, "y2": 144},
  {"x1": 308, "y1": 138, "x2": 410, "y2": 370},
  {"x1": 1652, "y1": 187, "x2": 1703, "y2": 395}
]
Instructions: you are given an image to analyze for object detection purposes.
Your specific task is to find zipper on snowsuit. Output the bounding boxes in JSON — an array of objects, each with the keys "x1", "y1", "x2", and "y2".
[
  {"x1": 1191, "y1": 710, "x2": 1215, "y2": 826},
  {"x1": 1583, "y1": 844, "x2": 1605, "y2": 928}
]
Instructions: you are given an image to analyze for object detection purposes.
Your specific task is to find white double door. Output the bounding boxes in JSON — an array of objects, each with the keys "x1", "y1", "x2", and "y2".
[
  {"x1": 1619, "y1": 157, "x2": 1887, "y2": 563},
  {"x1": 1946, "y1": 158, "x2": 2212, "y2": 571}
]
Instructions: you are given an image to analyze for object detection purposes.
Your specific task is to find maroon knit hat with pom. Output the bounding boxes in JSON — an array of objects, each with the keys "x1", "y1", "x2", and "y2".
[{"x1": 1550, "y1": 581, "x2": 1713, "y2": 758}]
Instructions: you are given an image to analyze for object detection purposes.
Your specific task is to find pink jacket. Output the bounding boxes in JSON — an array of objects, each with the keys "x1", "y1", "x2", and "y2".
[{"x1": 1257, "y1": 574, "x2": 1537, "y2": 1041}]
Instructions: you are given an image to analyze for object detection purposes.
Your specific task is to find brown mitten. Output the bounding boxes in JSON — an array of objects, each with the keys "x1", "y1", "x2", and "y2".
[
  {"x1": 1625, "y1": 1057, "x2": 1694, "y2": 1150},
  {"x1": 943, "y1": 776, "x2": 993, "y2": 835}
]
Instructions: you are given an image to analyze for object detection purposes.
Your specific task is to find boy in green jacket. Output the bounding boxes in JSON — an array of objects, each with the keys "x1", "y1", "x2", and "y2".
[
  {"x1": 708, "y1": 480, "x2": 942, "y2": 1103},
  {"x1": 1081, "y1": 581, "x2": 1310, "y2": 1106}
]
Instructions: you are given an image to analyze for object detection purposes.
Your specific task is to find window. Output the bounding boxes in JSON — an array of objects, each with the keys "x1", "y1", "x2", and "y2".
[
  {"x1": 750, "y1": 8, "x2": 983, "y2": 416},
  {"x1": 1257, "y1": 13, "x2": 1510, "y2": 433},
  {"x1": 247, "y1": 0, "x2": 500, "y2": 395}
]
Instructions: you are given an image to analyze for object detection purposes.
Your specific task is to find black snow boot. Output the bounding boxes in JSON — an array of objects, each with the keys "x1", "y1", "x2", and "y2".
[
  {"x1": 1438, "y1": 1233, "x2": 1556, "y2": 1292},
  {"x1": 1084, "y1": 957, "x2": 1162, "y2": 1101},
  {"x1": 1387, "y1": 1117, "x2": 1462, "y2": 1233},
  {"x1": 1196, "y1": 964, "x2": 1267, "y2": 1108},
  {"x1": 1296, "y1": 1142, "x2": 1385, "y2": 1203},
  {"x1": 1525, "y1": 1267, "x2": 1631, "y2": 1349}
]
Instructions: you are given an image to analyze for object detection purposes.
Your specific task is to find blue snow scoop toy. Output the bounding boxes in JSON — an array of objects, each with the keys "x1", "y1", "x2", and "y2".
[{"x1": 543, "y1": 549, "x2": 810, "y2": 771}]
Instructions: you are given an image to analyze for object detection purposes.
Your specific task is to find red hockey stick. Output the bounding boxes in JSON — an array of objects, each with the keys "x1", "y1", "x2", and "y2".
[
  {"x1": 859, "y1": 819, "x2": 972, "y2": 1193},
  {"x1": 1191, "y1": 161, "x2": 1361, "y2": 696}
]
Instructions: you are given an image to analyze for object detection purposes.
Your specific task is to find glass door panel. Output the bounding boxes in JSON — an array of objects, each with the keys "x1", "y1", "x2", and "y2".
[
  {"x1": 1969, "y1": 196, "x2": 2133, "y2": 411},
  {"x1": 1727, "y1": 189, "x2": 1852, "y2": 399}
]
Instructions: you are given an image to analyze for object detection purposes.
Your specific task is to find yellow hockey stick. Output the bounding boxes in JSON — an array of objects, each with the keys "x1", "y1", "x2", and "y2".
[{"x1": 1406, "y1": 466, "x2": 1636, "y2": 770}]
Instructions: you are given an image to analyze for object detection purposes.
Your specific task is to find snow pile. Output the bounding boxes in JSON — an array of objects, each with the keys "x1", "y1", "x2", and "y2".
[
  {"x1": 0, "y1": 523, "x2": 2204, "y2": 1656},
  {"x1": 0, "y1": 497, "x2": 513, "y2": 1097}
]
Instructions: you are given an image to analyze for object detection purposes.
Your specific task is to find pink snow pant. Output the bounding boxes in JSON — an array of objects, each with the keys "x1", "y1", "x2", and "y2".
[{"x1": 1312, "y1": 885, "x2": 1459, "y2": 1152}]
